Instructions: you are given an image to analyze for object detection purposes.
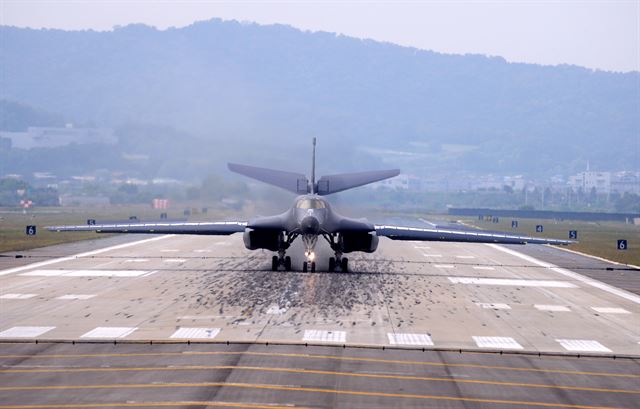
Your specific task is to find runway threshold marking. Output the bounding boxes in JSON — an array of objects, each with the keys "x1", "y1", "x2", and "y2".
[
  {"x1": 591, "y1": 307, "x2": 631, "y2": 314},
  {"x1": 0, "y1": 235, "x2": 174, "y2": 276},
  {"x1": 0, "y1": 381, "x2": 627, "y2": 409},
  {"x1": 302, "y1": 330, "x2": 346, "y2": 343},
  {"x1": 20, "y1": 270, "x2": 156, "y2": 277},
  {"x1": 473, "y1": 336, "x2": 524, "y2": 350},
  {"x1": 0, "y1": 327, "x2": 55, "y2": 338},
  {"x1": 0, "y1": 402, "x2": 309, "y2": 409},
  {"x1": 0, "y1": 351, "x2": 636, "y2": 378},
  {"x1": 80, "y1": 327, "x2": 137, "y2": 339},
  {"x1": 486, "y1": 244, "x2": 640, "y2": 305},
  {"x1": 535, "y1": 305, "x2": 571, "y2": 312},
  {"x1": 556, "y1": 340, "x2": 613, "y2": 353},
  {"x1": 169, "y1": 328, "x2": 220, "y2": 339},
  {"x1": 387, "y1": 333, "x2": 434, "y2": 346},
  {"x1": 3, "y1": 364, "x2": 638, "y2": 395}
]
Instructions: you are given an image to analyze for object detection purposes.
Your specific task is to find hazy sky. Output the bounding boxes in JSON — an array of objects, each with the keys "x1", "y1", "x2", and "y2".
[{"x1": 1, "y1": 0, "x2": 638, "y2": 72}]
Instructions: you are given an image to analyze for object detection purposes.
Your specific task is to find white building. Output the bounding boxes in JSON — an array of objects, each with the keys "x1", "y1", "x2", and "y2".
[{"x1": 568, "y1": 171, "x2": 611, "y2": 194}]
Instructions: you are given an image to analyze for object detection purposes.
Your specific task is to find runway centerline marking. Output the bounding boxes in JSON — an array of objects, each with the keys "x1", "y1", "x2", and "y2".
[
  {"x1": 0, "y1": 235, "x2": 174, "y2": 276},
  {"x1": 0, "y1": 381, "x2": 628, "y2": 409},
  {"x1": 535, "y1": 305, "x2": 571, "y2": 312},
  {"x1": 422, "y1": 254, "x2": 442, "y2": 257},
  {"x1": 473, "y1": 336, "x2": 523, "y2": 350},
  {"x1": 2, "y1": 364, "x2": 638, "y2": 395},
  {"x1": 434, "y1": 264, "x2": 455, "y2": 268},
  {"x1": 55, "y1": 294, "x2": 96, "y2": 300},
  {"x1": 0, "y1": 326, "x2": 55, "y2": 338},
  {"x1": 80, "y1": 327, "x2": 137, "y2": 339},
  {"x1": 0, "y1": 294, "x2": 36, "y2": 299},
  {"x1": 486, "y1": 244, "x2": 640, "y2": 305},
  {"x1": 0, "y1": 351, "x2": 636, "y2": 378},
  {"x1": 473, "y1": 266, "x2": 495, "y2": 271},
  {"x1": 448, "y1": 277, "x2": 576, "y2": 288},
  {"x1": 591, "y1": 307, "x2": 631, "y2": 314},
  {"x1": 163, "y1": 259, "x2": 186, "y2": 263},
  {"x1": 476, "y1": 303, "x2": 511, "y2": 310},
  {"x1": 20, "y1": 269, "x2": 156, "y2": 278}
]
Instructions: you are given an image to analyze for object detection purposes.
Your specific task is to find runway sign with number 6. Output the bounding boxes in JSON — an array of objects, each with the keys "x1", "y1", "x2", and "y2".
[
  {"x1": 26, "y1": 225, "x2": 36, "y2": 235},
  {"x1": 617, "y1": 240, "x2": 627, "y2": 250}
]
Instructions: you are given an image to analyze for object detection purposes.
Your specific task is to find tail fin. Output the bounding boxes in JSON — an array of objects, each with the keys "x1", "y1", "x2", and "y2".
[{"x1": 311, "y1": 137, "x2": 316, "y2": 194}]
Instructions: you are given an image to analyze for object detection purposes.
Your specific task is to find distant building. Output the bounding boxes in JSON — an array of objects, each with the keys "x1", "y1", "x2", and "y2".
[
  {"x1": 0, "y1": 125, "x2": 115, "y2": 149},
  {"x1": 610, "y1": 171, "x2": 640, "y2": 195},
  {"x1": 568, "y1": 171, "x2": 611, "y2": 194}
]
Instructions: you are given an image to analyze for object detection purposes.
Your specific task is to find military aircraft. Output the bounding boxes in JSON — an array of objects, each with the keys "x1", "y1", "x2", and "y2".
[{"x1": 48, "y1": 138, "x2": 573, "y2": 272}]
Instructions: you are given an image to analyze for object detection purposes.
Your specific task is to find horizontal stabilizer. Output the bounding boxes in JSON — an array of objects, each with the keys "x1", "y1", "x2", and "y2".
[
  {"x1": 228, "y1": 163, "x2": 309, "y2": 194},
  {"x1": 316, "y1": 169, "x2": 400, "y2": 195}
]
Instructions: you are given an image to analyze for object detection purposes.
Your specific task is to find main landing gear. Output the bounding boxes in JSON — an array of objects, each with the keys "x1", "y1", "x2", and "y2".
[
  {"x1": 271, "y1": 232, "x2": 297, "y2": 271},
  {"x1": 323, "y1": 234, "x2": 348, "y2": 272}
]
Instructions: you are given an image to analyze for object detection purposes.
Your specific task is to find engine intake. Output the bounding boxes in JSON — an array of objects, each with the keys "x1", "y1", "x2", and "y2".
[
  {"x1": 243, "y1": 228, "x2": 281, "y2": 251},
  {"x1": 340, "y1": 231, "x2": 379, "y2": 253}
]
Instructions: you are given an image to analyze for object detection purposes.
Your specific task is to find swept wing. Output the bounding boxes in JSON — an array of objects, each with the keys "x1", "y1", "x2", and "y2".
[
  {"x1": 374, "y1": 224, "x2": 573, "y2": 245},
  {"x1": 47, "y1": 221, "x2": 247, "y2": 235}
]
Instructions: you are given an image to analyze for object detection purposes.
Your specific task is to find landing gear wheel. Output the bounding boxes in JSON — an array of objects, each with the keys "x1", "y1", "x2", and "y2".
[
  {"x1": 284, "y1": 256, "x2": 291, "y2": 271},
  {"x1": 271, "y1": 256, "x2": 278, "y2": 271},
  {"x1": 302, "y1": 261, "x2": 308, "y2": 272},
  {"x1": 328, "y1": 257, "x2": 336, "y2": 272},
  {"x1": 340, "y1": 257, "x2": 349, "y2": 272},
  {"x1": 311, "y1": 262, "x2": 316, "y2": 273}
]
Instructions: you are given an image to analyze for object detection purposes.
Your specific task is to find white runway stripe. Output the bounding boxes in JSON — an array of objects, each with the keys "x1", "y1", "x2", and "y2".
[
  {"x1": 556, "y1": 339, "x2": 611, "y2": 353},
  {"x1": 0, "y1": 293, "x2": 37, "y2": 299},
  {"x1": 193, "y1": 249, "x2": 212, "y2": 253},
  {"x1": 20, "y1": 269, "x2": 156, "y2": 277},
  {"x1": 456, "y1": 255, "x2": 475, "y2": 259},
  {"x1": 476, "y1": 303, "x2": 511, "y2": 310},
  {"x1": 81, "y1": 327, "x2": 137, "y2": 338},
  {"x1": 161, "y1": 249, "x2": 179, "y2": 252},
  {"x1": 388, "y1": 333, "x2": 434, "y2": 346},
  {"x1": 0, "y1": 326, "x2": 55, "y2": 338},
  {"x1": 413, "y1": 246, "x2": 431, "y2": 249},
  {"x1": 434, "y1": 264, "x2": 455, "y2": 269},
  {"x1": 56, "y1": 294, "x2": 96, "y2": 300},
  {"x1": 534, "y1": 305, "x2": 571, "y2": 312},
  {"x1": 0, "y1": 235, "x2": 173, "y2": 276},
  {"x1": 302, "y1": 329, "x2": 346, "y2": 343},
  {"x1": 473, "y1": 336, "x2": 523, "y2": 350},
  {"x1": 163, "y1": 259, "x2": 186, "y2": 263},
  {"x1": 170, "y1": 327, "x2": 220, "y2": 339},
  {"x1": 591, "y1": 307, "x2": 631, "y2": 314},
  {"x1": 487, "y1": 243, "x2": 640, "y2": 305},
  {"x1": 472, "y1": 266, "x2": 495, "y2": 270},
  {"x1": 124, "y1": 259, "x2": 149, "y2": 263},
  {"x1": 448, "y1": 277, "x2": 576, "y2": 288},
  {"x1": 423, "y1": 254, "x2": 442, "y2": 258}
]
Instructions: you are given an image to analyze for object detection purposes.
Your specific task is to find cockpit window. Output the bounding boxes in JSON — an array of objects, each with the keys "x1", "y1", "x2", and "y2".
[{"x1": 296, "y1": 199, "x2": 326, "y2": 209}]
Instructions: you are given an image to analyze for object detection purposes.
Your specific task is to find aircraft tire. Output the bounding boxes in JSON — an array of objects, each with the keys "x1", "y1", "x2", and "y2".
[
  {"x1": 271, "y1": 256, "x2": 278, "y2": 271},
  {"x1": 341, "y1": 258, "x2": 348, "y2": 272},
  {"x1": 311, "y1": 262, "x2": 316, "y2": 273},
  {"x1": 284, "y1": 256, "x2": 291, "y2": 271},
  {"x1": 303, "y1": 261, "x2": 308, "y2": 272},
  {"x1": 328, "y1": 257, "x2": 336, "y2": 272}
]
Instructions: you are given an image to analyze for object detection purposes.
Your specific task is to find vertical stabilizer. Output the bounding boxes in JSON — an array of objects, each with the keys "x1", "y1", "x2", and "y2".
[{"x1": 311, "y1": 137, "x2": 317, "y2": 194}]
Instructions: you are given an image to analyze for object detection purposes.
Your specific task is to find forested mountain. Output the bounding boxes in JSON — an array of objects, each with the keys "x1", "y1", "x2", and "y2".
[{"x1": 1, "y1": 19, "x2": 638, "y2": 177}]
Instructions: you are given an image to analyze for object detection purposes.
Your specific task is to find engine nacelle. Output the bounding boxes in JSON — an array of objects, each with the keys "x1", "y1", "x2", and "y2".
[
  {"x1": 340, "y1": 231, "x2": 379, "y2": 253},
  {"x1": 243, "y1": 228, "x2": 281, "y2": 251}
]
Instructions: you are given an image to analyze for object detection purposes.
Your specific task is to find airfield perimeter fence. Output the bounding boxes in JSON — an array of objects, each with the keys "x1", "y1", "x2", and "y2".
[{"x1": 448, "y1": 208, "x2": 640, "y2": 223}]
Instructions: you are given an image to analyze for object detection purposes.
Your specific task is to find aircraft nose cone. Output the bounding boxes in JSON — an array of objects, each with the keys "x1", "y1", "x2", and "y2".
[{"x1": 300, "y1": 215, "x2": 320, "y2": 234}]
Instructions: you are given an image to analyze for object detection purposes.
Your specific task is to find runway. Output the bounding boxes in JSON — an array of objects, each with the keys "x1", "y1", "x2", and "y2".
[{"x1": 1, "y1": 231, "x2": 639, "y2": 408}]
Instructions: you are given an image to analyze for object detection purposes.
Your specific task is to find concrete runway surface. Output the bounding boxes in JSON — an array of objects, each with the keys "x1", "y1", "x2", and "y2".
[{"x1": 1, "y1": 231, "x2": 639, "y2": 408}]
